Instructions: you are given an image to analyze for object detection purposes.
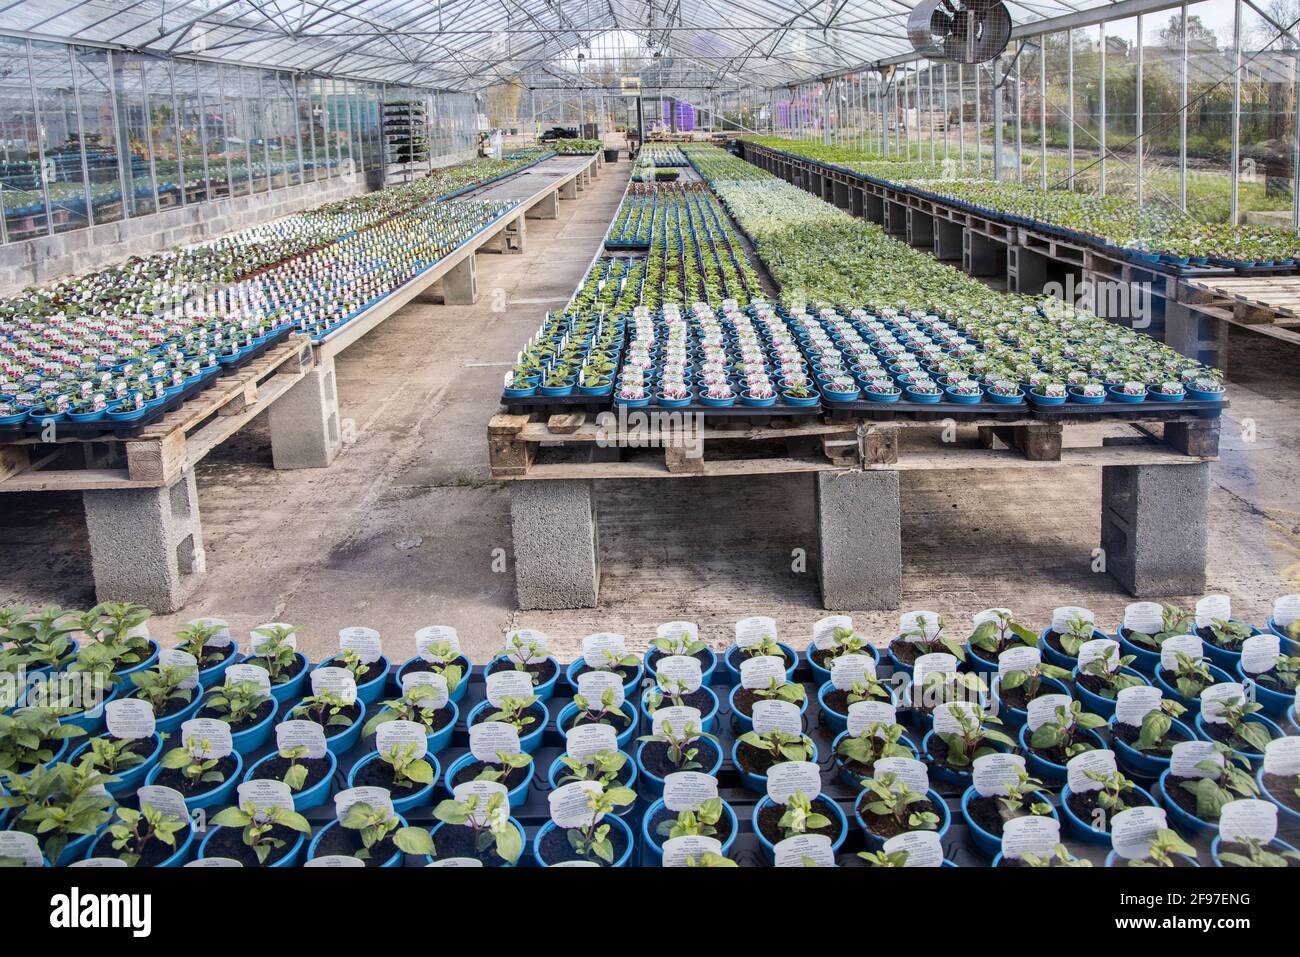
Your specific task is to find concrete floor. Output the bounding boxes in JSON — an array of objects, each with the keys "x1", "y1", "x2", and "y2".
[{"x1": 2, "y1": 156, "x2": 1298, "y2": 665}]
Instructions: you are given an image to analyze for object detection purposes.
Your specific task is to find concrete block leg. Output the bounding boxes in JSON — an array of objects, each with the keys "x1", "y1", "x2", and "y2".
[
  {"x1": 1101, "y1": 463, "x2": 1209, "y2": 596},
  {"x1": 907, "y1": 209, "x2": 934, "y2": 249},
  {"x1": 504, "y1": 213, "x2": 526, "y2": 254},
  {"x1": 864, "y1": 194, "x2": 884, "y2": 225},
  {"x1": 934, "y1": 219, "x2": 963, "y2": 261},
  {"x1": 270, "y1": 356, "x2": 342, "y2": 469},
  {"x1": 442, "y1": 255, "x2": 477, "y2": 305},
  {"x1": 560, "y1": 178, "x2": 578, "y2": 200},
  {"x1": 1165, "y1": 300, "x2": 1227, "y2": 367},
  {"x1": 527, "y1": 190, "x2": 559, "y2": 219},
  {"x1": 511, "y1": 479, "x2": 599, "y2": 609},
  {"x1": 963, "y1": 230, "x2": 1004, "y2": 277},
  {"x1": 815, "y1": 470, "x2": 902, "y2": 610},
  {"x1": 84, "y1": 469, "x2": 206, "y2": 613}
]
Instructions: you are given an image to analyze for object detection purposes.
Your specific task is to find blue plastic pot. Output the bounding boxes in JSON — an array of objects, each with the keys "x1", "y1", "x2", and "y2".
[
  {"x1": 815, "y1": 680, "x2": 895, "y2": 737},
  {"x1": 1018, "y1": 722, "x2": 1106, "y2": 784},
  {"x1": 644, "y1": 646, "x2": 718, "y2": 686},
  {"x1": 54, "y1": 831, "x2": 103, "y2": 866},
  {"x1": 943, "y1": 386, "x2": 982, "y2": 404},
  {"x1": 731, "y1": 736, "x2": 818, "y2": 794},
  {"x1": 1038, "y1": 626, "x2": 1110, "y2": 669},
  {"x1": 1288, "y1": 705, "x2": 1299, "y2": 736},
  {"x1": 991, "y1": 676, "x2": 1072, "y2": 729},
  {"x1": 71, "y1": 733, "x2": 164, "y2": 797},
  {"x1": 197, "y1": 644, "x2": 239, "y2": 689},
  {"x1": 18, "y1": 736, "x2": 71, "y2": 776},
  {"x1": 444, "y1": 751, "x2": 535, "y2": 810},
  {"x1": 723, "y1": 643, "x2": 798, "y2": 682},
  {"x1": 1105, "y1": 849, "x2": 1199, "y2": 866},
  {"x1": 1256, "y1": 766, "x2": 1300, "y2": 828},
  {"x1": 366, "y1": 699, "x2": 459, "y2": 755},
  {"x1": 991, "y1": 849, "x2": 1086, "y2": 866},
  {"x1": 556, "y1": 699, "x2": 636, "y2": 750},
  {"x1": 127, "y1": 688, "x2": 203, "y2": 735},
  {"x1": 243, "y1": 748, "x2": 337, "y2": 811},
  {"x1": 1110, "y1": 715, "x2": 1196, "y2": 780},
  {"x1": 87, "y1": 823, "x2": 195, "y2": 867},
  {"x1": 546, "y1": 751, "x2": 638, "y2": 799},
  {"x1": 1152, "y1": 661, "x2": 1233, "y2": 714},
  {"x1": 1193, "y1": 711, "x2": 1283, "y2": 767},
  {"x1": 752, "y1": 795, "x2": 849, "y2": 863},
  {"x1": 1236, "y1": 660, "x2": 1296, "y2": 719},
  {"x1": 484, "y1": 655, "x2": 560, "y2": 702},
  {"x1": 197, "y1": 824, "x2": 305, "y2": 867},
  {"x1": 307, "y1": 816, "x2": 405, "y2": 866},
  {"x1": 920, "y1": 728, "x2": 1012, "y2": 786},
  {"x1": 641, "y1": 797, "x2": 738, "y2": 864},
  {"x1": 638, "y1": 685, "x2": 720, "y2": 733},
  {"x1": 428, "y1": 818, "x2": 525, "y2": 867},
  {"x1": 467, "y1": 698, "x2": 549, "y2": 753},
  {"x1": 854, "y1": 786, "x2": 951, "y2": 851},
  {"x1": 1114, "y1": 627, "x2": 1177, "y2": 676},
  {"x1": 806, "y1": 641, "x2": 881, "y2": 685},
  {"x1": 346, "y1": 750, "x2": 440, "y2": 813},
  {"x1": 829, "y1": 729, "x2": 920, "y2": 789},
  {"x1": 1070, "y1": 665, "x2": 1149, "y2": 720},
  {"x1": 144, "y1": 749, "x2": 244, "y2": 812},
  {"x1": 960, "y1": 785, "x2": 1060, "y2": 858},
  {"x1": 1155, "y1": 768, "x2": 1217, "y2": 835},
  {"x1": 730, "y1": 683, "x2": 809, "y2": 736},
  {"x1": 904, "y1": 386, "x2": 944, "y2": 403},
  {"x1": 1107, "y1": 386, "x2": 1147, "y2": 403},
  {"x1": 564, "y1": 658, "x2": 644, "y2": 698},
  {"x1": 110, "y1": 640, "x2": 161, "y2": 692},
  {"x1": 56, "y1": 683, "x2": 121, "y2": 736},
  {"x1": 1266, "y1": 618, "x2": 1300, "y2": 649},
  {"x1": 1210, "y1": 834, "x2": 1299, "y2": 867},
  {"x1": 396, "y1": 655, "x2": 472, "y2": 704},
  {"x1": 532, "y1": 814, "x2": 634, "y2": 867},
  {"x1": 317, "y1": 654, "x2": 391, "y2": 706},
  {"x1": 1061, "y1": 783, "x2": 1158, "y2": 845},
  {"x1": 202, "y1": 693, "x2": 276, "y2": 754},
  {"x1": 1199, "y1": 623, "x2": 1260, "y2": 672},
  {"x1": 1068, "y1": 387, "x2": 1106, "y2": 405},
  {"x1": 636, "y1": 736, "x2": 724, "y2": 799},
  {"x1": 884, "y1": 637, "x2": 971, "y2": 676}
]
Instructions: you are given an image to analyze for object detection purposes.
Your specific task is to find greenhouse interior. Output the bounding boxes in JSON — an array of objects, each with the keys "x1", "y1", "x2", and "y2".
[{"x1": 0, "y1": 0, "x2": 1299, "y2": 884}]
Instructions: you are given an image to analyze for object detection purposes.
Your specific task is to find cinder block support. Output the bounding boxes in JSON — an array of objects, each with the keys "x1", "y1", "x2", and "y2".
[
  {"x1": 560, "y1": 178, "x2": 578, "y2": 200},
  {"x1": 504, "y1": 213, "x2": 526, "y2": 254},
  {"x1": 441, "y1": 255, "x2": 477, "y2": 305},
  {"x1": 1165, "y1": 300, "x2": 1227, "y2": 368},
  {"x1": 864, "y1": 193, "x2": 885, "y2": 225},
  {"x1": 511, "y1": 479, "x2": 600, "y2": 609},
  {"x1": 833, "y1": 180, "x2": 850, "y2": 210},
  {"x1": 83, "y1": 469, "x2": 206, "y2": 613},
  {"x1": 527, "y1": 190, "x2": 559, "y2": 219},
  {"x1": 850, "y1": 187, "x2": 865, "y2": 218},
  {"x1": 884, "y1": 201, "x2": 908, "y2": 236},
  {"x1": 815, "y1": 470, "x2": 902, "y2": 610},
  {"x1": 1101, "y1": 463, "x2": 1209, "y2": 597},
  {"x1": 907, "y1": 209, "x2": 934, "y2": 249},
  {"x1": 934, "y1": 218, "x2": 963, "y2": 261},
  {"x1": 269, "y1": 356, "x2": 342, "y2": 469},
  {"x1": 963, "y1": 229, "x2": 1004, "y2": 276},
  {"x1": 1008, "y1": 245, "x2": 1049, "y2": 294}
]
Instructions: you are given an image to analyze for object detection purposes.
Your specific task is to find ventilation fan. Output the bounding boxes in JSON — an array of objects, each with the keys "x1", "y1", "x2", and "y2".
[{"x1": 908, "y1": 0, "x2": 1013, "y2": 64}]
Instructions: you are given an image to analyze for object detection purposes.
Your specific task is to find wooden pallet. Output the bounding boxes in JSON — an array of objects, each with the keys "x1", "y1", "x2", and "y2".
[
  {"x1": 0, "y1": 338, "x2": 313, "y2": 492},
  {"x1": 1184, "y1": 275, "x2": 1300, "y2": 325}
]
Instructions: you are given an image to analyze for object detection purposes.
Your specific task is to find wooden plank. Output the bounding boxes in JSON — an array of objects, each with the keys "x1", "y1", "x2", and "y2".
[
  {"x1": 0, "y1": 445, "x2": 30, "y2": 482},
  {"x1": 125, "y1": 429, "x2": 186, "y2": 484},
  {"x1": 488, "y1": 413, "x2": 534, "y2": 476},
  {"x1": 0, "y1": 467, "x2": 150, "y2": 493},
  {"x1": 184, "y1": 371, "x2": 302, "y2": 468},
  {"x1": 545, "y1": 412, "x2": 586, "y2": 435}
]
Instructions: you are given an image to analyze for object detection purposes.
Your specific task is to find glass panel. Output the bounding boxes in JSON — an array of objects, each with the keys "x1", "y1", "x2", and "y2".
[
  {"x1": 222, "y1": 65, "x2": 250, "y2": 197},
  {"x1": 1185, "y1": 0, "x2": 1237, "y2": 222},
  {"x1": 242, "y1": 66, "x2": 269, "y2": 193},
  {"x1": 144, "y1": 59, "x2": 182, "y2": 211},
  {"x1": 70, "y1": 46, "x2": 125, "y2": 226},
  {"x1": 0, "y1": 37, "x2": 45, "y2": 242},
  {"x1": 201, "y1": 62, "x2": 229, "y2": 199},
  {"x1": 296, "y1": 75, "x2": 318, "y2": 181},
  {"x1": 1043, "y1": 31, "x2": 1072, "y2": 188},
  {"x1": 1072, "y1": 26, "x2": 1103, "y2": 193},
  {"x1": 1141, "y1": 10, "x2": 1187, "y2": 211},
  {"x1": 1019, "y1": 40, "x2": 1044, "y2": 185},
  {"x1": 175, "y1": 59, "x2": 208, "y2": 203},
  {"x1": 1238, "y1": 3, "x2": 1296, "y2": 226},
  {"x1": 113, "y1": 55, "x2": 158, "y2": 217},
  {"x1": 31, "y1": 41, "x2": 88, "y2": 232}
]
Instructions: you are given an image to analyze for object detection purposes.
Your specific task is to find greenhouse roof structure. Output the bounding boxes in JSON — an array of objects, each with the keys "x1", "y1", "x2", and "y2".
[{"x1": 0, "y1": 0, "x2": 1178, "y2": 91}]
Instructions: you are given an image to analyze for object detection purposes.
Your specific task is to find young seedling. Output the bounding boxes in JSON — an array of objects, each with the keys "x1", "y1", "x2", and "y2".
[
  {"x1": 473, "y1": 750, "x2": 533, "y2": 785},
  {"x1": 752, "y1": 677, "x2": 807, "y2": 705},
  {"x1": 859, "y1": 773, "x2": 939, "y2": 832},
  {"x1": 1178, "y1": 747, "x2": 1259, "y2": 819},
  {"x1": 2, "y1": 607, "x2": 76, "y2": 671},
  {"x1": 858, "y1": 849, "x2": 912, "y2": 867},
  {"x1": 777, "y1": 791, "x2": 832, "y2": 840},
  {"x1": 290, "y1": 690, "x2": 356, "y2": 730},
  {"x1": 247, "y1": 625, "x2": 298, "y2": 683},
  {"x1": 844, "y1": 675, "x2": 891, "y2": 705},
  {"x1": 1081, "y1": 768, "x2": 1140, "y2": 815},
  {"x1": 820, "y1": 626, "x2": 875, "y2": 658},
  {"x1": 935, "y1": 705, "x2": 1017, "y2": 767},
  {"x1": 656, "y1": 797, "x2": 726, "y2": 840},
  {"x1": 736, "y1": 729, "x2": 813, "y2": 764},
  {"x1": 1053, "y1": 615, "x2": 1096, "y2": 658},
  {"x1": 968, "y1": 611, "x2": 1038, "y2": 657},
  {"x1": 378, "y1": 741, "x2": 434, "y2": 790},
  {"x1": 1166, "y1": 651, "x2": 1217, "y2": 700},
  {"x1": 899, "y1": 614, "x2": 966, "y2": 661},
  {"x1": 569, "y1": 688, "x2": 627, "y2": 727},
  {"x1": 432, "y1": 791, "x2": 522, "y2": 864},
  {"x1": 997, "y1": 768, "x2": 1053, "y2": 823},
  {"x1": 339, "y1": 801, "x2": 435, "y2": 860},
  {"x1": 414, "y1": 641, "x2": 464, "y2": 694},
  {"x1": 0, "y1": 708, "x2": 83, "y2": 773},
  {"x1": 68, "y1": 603, "x2": 153, "y2": 678},
  {"x1": 1125, "y1": 829, "x2": 1197, "y2": 867},
  {"x1": 565, "y1": 786, "x2": 637, "y2": 864},
  {"x1": 556, "y1": 749, "x2": 627, "y2": 787},
  {"x1": 210, "y1": 801, "x2": 311, "y2": 865},
  {"x1": 1080, "y1": 646, "x2": 1144, "y2": 699},
  {"x1": 1124, "y1": 605, "x2": 1194, "y2": 650},
  {"x1": 362, "y1": 685, "x2": 444, "y2": 736},
  {"x1": 174, "y1": 621, "x2": 228, "y2": 669},
  {"x1": 651, "y1": 632, "x2": 706, "y2": 658},
  {"x1": 486, "y1": 694, "x2": 540, "y2": 734},
  {"x1": 586, "y1": 647, "x2": 641, "y2": 672},
  {"x1": 276, "y1": 745, "x2": 317, "y2": 792},
  {"x1": 158, "y1": 735, "x2": 227, "y2": 790},
  {"x1": 999, "y1": 661, "x2": 1072, "y2": 700},
  {"x1": 684, "y1": 851, "x2": 737, "y2": 867},
  {"x1": 504, "y1": 633, "x2": 547, "y2": 674},
  {"x1": 916, "y1": 670, "x2": 986, "y2": 713},
  {"x1": 203, "y1": 679, "x2": 271, "y2": 728},
  {"x1": 1131, "y1": 700, "x2": 1189, "y2": 752},
  {"x1": 1216, "y1": 836, "x2": 1300, "y2": 868},
  {"x1": 1209, "y1": 695, "x2": 1273, "y2": 753},
  {"x1": 1202, "y1": 618, "x2": 1254, "y2": 651},
  {"x1": 105, "y1": 803, "x2": 189, "y2": 866},
  {"x1": 0, "y1": 761, "x2": 117, "y2": 864},
  {"x1": 735, "y1": 634, "x2": 784, "y2": 661},
  {"x1": 643, "y1": 674, "x2": 693, "y2": 712},
  {"x1": 637, "y1": 720, "x2": 717, "y2": 772},
  {"x1": 1018, "y1": 844, "x2": 1092, "y2": 867},
  {"x1": 835, "y1": 721, "x2": 914, "y2": 772},
  {"x1": 1254, "y1": 654, "x2": 1300, "y2": 692},
  {"x1": 129, "y1": 663, "x2": 197, "y2": 716},
  {"x1": 80, "y1": 736, "x2": 147, "y2": 775}
]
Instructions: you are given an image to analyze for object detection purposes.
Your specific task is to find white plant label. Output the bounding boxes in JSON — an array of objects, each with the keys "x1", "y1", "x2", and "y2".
[
  {"x1": 1076, "y1": 637, "x2": 1118, "y2": 671},
  {"x1": 972, "y1": 753, "x2": 1028, "y2": 797},
  {"x1": 185, "y1": 857, "x2": 243, "y2": 867},
  {"x1": 375, "y1": 719, "x2": 429, "y2": 758},
  {"x1": 1026, "y1": 693, "x2": 1073, "y2": 732},
  {"x1": 972, "y1": 607, "x2": 1014, "y2": 629},
  {"x1": 400, "y1": 671, "x2": 448, "y2": 708},
  {"x1": 735, "y1": 616, "x2": 777, "y2": 648},
  {"x1": 1051, "y1": 606, "x2": 1094, "y2": 634},
  {"x1": 845, "y1": 701, "x2": 895, "y2": 737},
  {"x1": 765, "y1": 761, "x2": 821, "y2": 804},
  {"x1": 136, "y1": 785, "x2": 189, "y2": 822},
  {"x1": 548, "y1": 780, "x2": 602, "y2": 828},
  {"x1": 900, "y1": 611, "x2": 941, "y2": 642},
  {"x1": 1218, "y1": 799, "x2": 1277, "y2": 844},
  {"x1": 275, "y1": 719, "x2": 328, "y2": 759},
  {"x1": 1195, "y1": 594, "x2": 1232, "y2": 629},
  {"x1": 225, "y1": 663, "x2": 272, "y2": 694},
  {"x1": 1001, "y1": 815, "x2": 1061, "y2": 860},
  {"x1": 469, "y1": 721, "x2": 521, "y2": 761},
  {"x1": 883, "y1": 830, "x2": 943, "y2": 867},
  {"x1": 415, "y1": 626, "x2": 460, "y2": 662},
  {"x1": 237, "y1": 779, "x2": 295, "y2": 813},
  {"x1": 338, "y1": 626, "x2": 382, "y2": 664},
  {"x1": 158, "y1": 647, "x2": 200, "y2": 689},
  {"x1": 427, "y1": 858, "x2": 484, "y2": 868},
  {"x1": 1066, "y1": 749, "x2": 1117, "y2": 793},
  {"x1": 1160, "y1": 634, "x2": 1205, "y2": 672},
  {"x1": 931, "y1": 700, "x2": 981, "y2": 736},
  {"x1": 105, "y1": 698, "x2": 156, "y2": 740},
  {"x1": 774, "y1": 834, "x2": 835, "y2": 868},
  {"x1": 873, "y1": 756, "x2": 929, "y2": 795},
  {"x1": 486, "y1": 669, "x2": 534, "y2": 706},
  {"x1": 581, "y1": 632, "x2": 627, "y2": 669},
  {"x1": 1240, "y1": 633, "x2": 1280, "y2": 676},
  {"x1": 997, "y1": 645, "x2": 1040, "y2": 677},
  {"x1": 751, "y1": 699, "x2": 803, "y2": 736},
  {"x1": 305, "y1": 855, "x2": 366, "y2": 868},
  {"x1": 577, "y1": 670, "x2": 625, "y2": 709},
  {"x1": 504, "y1": 629, "x2": 548, "y2": 661},
  {"x1": 1273, "y1": 594, "x2": 1300, "y2": 628},
  {"x1": 189, "y1": 617, "x2": 232, "y2": 647},
  {"x1": 740, "y1": 655, "x2": 786, "y2": 690},
  {"x1": 662, "y1": 835, "x2": 723, "y2": 868},
  {"x1": 1262, "y1": 736, "x2": 1300, "y2": 776},
  {"x1": 310, "y1": 666, "x2": 357, "y2": 704},
  {"x1": 1110, "y1": 806, "x2": 1169, "y2": 860},
  {"x1": 1199, "y1": 682, "x2": 1246, "y2": 725},
  {"x1": 70, "y1": 858, "x2": 129, "y2": 868},
  {"x1": 450, "y1": 781, "x2": 510, "y2": 826},
  {"x1": 656, "y1": 621, "x2": 699, "y2": 647},
  {"x1": 663, "y1": 772, "x2": 719, "y2": 813},
  {"x1": 1123, "y1": 602, "x2": 1165, "y2": 635},
  {"x1": 911, "y1": 653, "x2": 957, "y2": 695},
  {"x1": 655, "y1": 655, "x2": 702, "y2": 692},
  {"x1": 652, "y1": 706, "x2": 702, "y2": 737},
  {"x1": 1170, "y1": 740, "x2": 1223, "y2": 778},
  {"x1": 250, "y1": 625, "x2": 296, "y2": 654},
  {"x1": 0, "y1": 832, "x2": 44, "y2": 867},
  {"x1": 831, "y1": 653, "x2": 876, "y2": 691},
  {"x1": 334, "y1": 786, "x2": 394, "y2": 818},
  {"x1": 565, "y1": 722, "x2": 617, "y2": 760},
  {"x1": 812, "y1": 615, "x2": 852, "y2": 649},
  {"x1": 180, "y1": 718, "x2": 233, "y2": 758},
  {"x1": 1114, "y1": 685, "x2": 1164, "y2": 727}
]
